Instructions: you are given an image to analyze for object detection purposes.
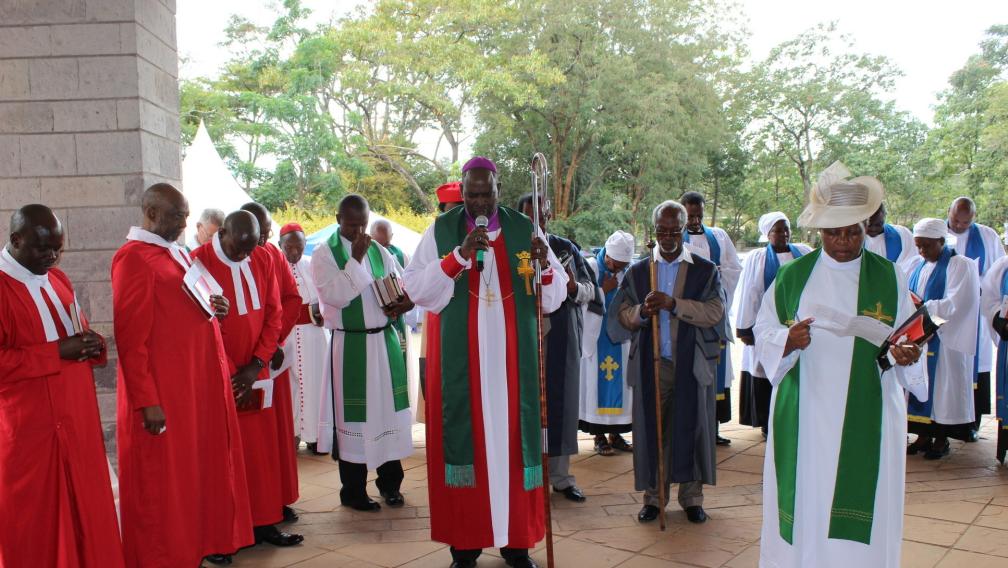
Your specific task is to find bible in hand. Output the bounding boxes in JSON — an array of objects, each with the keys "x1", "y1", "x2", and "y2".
[{"x1": 877, "y1": 304, "x2": 945, "y2": 371}]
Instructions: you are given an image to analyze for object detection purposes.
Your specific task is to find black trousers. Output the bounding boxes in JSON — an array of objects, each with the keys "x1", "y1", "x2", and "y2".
[
  {"x1": 450, "y1": 547, "x2": 528, "y2": 563},
  {"x1": 337, "y1": 458, "x2": 404, "y2": 502}
]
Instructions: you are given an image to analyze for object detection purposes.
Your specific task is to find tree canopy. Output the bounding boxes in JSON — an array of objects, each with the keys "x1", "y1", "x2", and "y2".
[{"x1": 180, "y1": 1, "x2": 1008, "y2": 246}]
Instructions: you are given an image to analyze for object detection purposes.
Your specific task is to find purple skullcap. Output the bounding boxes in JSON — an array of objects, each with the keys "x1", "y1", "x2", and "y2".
[{"x1": 461, "y1": 156, "x2": 497, "y2": 174}]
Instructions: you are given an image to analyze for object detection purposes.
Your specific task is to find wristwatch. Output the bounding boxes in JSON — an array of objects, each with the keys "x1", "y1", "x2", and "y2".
[{"x1": 250, "y1": 356, "x2": 265, "y2": 370}]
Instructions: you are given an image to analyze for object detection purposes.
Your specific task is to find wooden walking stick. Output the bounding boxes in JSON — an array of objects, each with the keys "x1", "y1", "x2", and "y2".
[
  {"x1": 531, "y1": 152, "x2": 556, "y2": 567},
  {"x1": 646, "y1": 227, "x2": 668, "y2": 531}
]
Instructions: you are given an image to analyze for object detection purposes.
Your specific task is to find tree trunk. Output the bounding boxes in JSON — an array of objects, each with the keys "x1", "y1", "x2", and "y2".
[{"x1": 710, "y1": 173, "x2": 720, "y2": 227}]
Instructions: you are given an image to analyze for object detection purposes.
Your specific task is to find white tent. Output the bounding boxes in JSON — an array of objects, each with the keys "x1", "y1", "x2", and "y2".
[{"x1": 180, "y1": 121, "x2": 255, "y2": 248}]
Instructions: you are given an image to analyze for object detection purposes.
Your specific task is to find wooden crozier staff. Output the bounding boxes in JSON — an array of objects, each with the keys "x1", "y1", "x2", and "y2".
[
  {"x1": 647, "y1": 227, "x2": 667, "y2": 531},
  {"x1": 531, "y1": 152, "x2": 556, "y2": 567}
]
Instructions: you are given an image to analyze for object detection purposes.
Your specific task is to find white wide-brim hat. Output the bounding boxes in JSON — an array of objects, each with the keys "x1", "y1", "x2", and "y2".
[{"x1": 797, "y1": 161, "x2": 884, "y2": 229}]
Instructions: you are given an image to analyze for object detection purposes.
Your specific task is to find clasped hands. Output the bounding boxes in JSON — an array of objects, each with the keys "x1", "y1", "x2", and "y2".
[
  {"x1": 57, "y1": 329, "x2": 105, "y2": 362},
  {"x1": 460, "y1": 229, "x2": 549, "y2": 264},
  {"x1": 641, "y1": 291, "x2": 676, "y2": 318}
]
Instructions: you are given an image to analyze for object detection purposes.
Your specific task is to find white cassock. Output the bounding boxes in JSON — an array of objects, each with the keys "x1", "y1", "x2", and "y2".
[
  {"x1": 404, "y1": 223, "x2": 566, "y2": 548},
  {"x1": 735, "y1": 244, "x2": 812, "y2": 377},
  {"x1": 950, "y1": 223, "x2": 1006, "y2": 373},
  {"x1": 864, "y1": 224, "x2": 915, "y2": 265},
  {"x1": 285, "y1": 255, "x2": 331, "y2": 444},
  {"x1": 578, "y1": 257, "x2": 632, "y2": 427},
  {"x1": 311, "y1": 237, "x2": 414, "y2": 468},
  {"x1": 982, "y1": 256, "x2": 1008, "y2": 337},
  {"x1": 755, "y1": 252, "x2": 927, "y2": 568},
  {"x1": 899, "y1": 253, "x2": 980, "y2": 425}
]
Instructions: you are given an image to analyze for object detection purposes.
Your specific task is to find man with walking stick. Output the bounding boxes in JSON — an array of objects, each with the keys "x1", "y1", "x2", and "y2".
[
  {"x1": 608, "y1": 200, "x2": 725, "y2": 526},
  {"x1": 404, "y1": 156, "x2": 568, "y2": 568}
]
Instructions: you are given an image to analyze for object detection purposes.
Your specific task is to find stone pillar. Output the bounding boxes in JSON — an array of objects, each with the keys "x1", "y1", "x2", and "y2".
[{"x1": 0, "y1": 0, "x2": 180, "y2": 459}]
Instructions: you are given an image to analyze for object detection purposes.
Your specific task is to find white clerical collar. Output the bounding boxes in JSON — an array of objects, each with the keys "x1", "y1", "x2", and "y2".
[
  {"x1": 653, "y1": 245, "x2": 693, "y2": 265},
  {"x1": 820, "y1": 249, "x2": 863, "y2": 271},
  {"x1": 0, "y1": 247, "x2": 75, "y2": 340},
  {"x1": 212, "y1": 232, "x2": 261, "y2": 315},
  {"x1": 126, "y1": 226, "x2": 192, "y2": 271}
]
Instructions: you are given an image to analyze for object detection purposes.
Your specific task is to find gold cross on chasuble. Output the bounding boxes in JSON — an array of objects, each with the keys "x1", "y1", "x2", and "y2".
[{"x1": 861, "y1": 301, "x2": 894, "y2": 323}]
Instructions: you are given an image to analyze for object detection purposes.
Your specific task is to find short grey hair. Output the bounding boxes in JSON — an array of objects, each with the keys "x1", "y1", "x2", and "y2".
[
  {"x1": 198, "y1": 208, "x2": 225, "y2": 226},
  {"x1": 371, "y1": 219, "x2": 392, "y2": 232},
  {"x1": 652, "y1": 200, "x2": 687, "y2": 227}
]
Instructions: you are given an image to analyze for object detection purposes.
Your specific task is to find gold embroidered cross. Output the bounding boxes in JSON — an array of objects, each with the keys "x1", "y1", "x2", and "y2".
[
  {"x1": 516, "y1": 251, "x2": 534, "y2": 295},
  {"x1": 599, "y1": 355, "x2": 620, "y2": 381},
  {"x1": 861, "y1": 302, "x2": 894, "y2": 323}
]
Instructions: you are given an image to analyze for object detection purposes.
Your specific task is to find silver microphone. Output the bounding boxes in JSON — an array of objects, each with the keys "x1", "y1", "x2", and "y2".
[{"x1": 475, "y1": 215, "x2": 488, "y2": 272}]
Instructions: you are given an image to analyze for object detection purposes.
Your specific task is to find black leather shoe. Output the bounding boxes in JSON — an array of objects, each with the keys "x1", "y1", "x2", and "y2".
[
  {"x1": 555, "y1": 485, "x2": 586, "y2": 502},
  {"x1": 341, "y1": 496, "x2": 381, "y2": 511},
  {"x1": 381, "y1": 490, "x2": 405, "y2": 507},
  {"x1": 686, "y1": 505, "x2": 708, "y2": 523},
  {"x1": 282, "y1": 505, "x2": 299, "y2": 523},
  {"x1": 204, "y1": 554, "x2": 232, "y2": 565},
  {"x1": 716, "y1": 435, "x2": 732, "y2": 446},
  {"x1": 504, "y1": 556, "x2": 540, "y2": 568},
  {"x1": 968, "y1": 429, "x2": 980, "y2": 443},
  {"x1": 924, "y1": 439, "x2": 951, "y2": 460},
  {"x1": 254, "y1": 525, "x2": 304, "y2": 547},
  {"x1": 306, "y1": 442, "x2": 328, "y2": 455},
  {"x1": 449, "y1": 562, "x2": 477, "y2": 568},
  {"x1": 638, "y1": 504, "x2": 660, "y2": 522}
]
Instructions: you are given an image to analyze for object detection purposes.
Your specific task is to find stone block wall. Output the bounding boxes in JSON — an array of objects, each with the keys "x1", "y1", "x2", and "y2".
[{"x1": 0, "y1": 0, "x2": 180, "y2": 461}]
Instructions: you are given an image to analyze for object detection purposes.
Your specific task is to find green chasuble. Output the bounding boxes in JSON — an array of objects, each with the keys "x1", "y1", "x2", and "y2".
[
  {"x1": 327, "y1": 232, "x2": 410, "y2": 422},
  {"x1": 772, "y1": 249, "x2": 897, "y2": 545}
]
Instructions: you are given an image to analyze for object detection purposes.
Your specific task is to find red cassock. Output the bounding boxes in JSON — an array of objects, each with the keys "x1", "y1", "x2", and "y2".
[
  {"x1": 0, "y1": 267, "x2": 124, "y2": 567},
  {"x1": 112, "y1": 240, "x2": 254, "y2": 567},
  {"x1": 263, "y1": 242, "x2": 301, "y2": 505},
  {"x1": 192, "y1": 243, "x2": 285, "y2": 526}
]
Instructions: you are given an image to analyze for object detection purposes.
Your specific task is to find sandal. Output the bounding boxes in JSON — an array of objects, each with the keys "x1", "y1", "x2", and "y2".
[
  {"x1": 594, "y1": 435, "x2": 616, "y2": 456},
  {"x1": 609, "y1": 433, "x2": 633, "y2": 452}
]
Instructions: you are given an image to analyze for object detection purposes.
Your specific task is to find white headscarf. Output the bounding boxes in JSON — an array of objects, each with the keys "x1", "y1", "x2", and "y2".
[
  {"x1": 604, "y1": 230, "x2": 635, "y2": 263},
  {"x1": 758, "y1": 212, "x2": 790, "y2": 243},
  {"x1": 913, "y1": 218, "x2": 948, "y2": 240}
]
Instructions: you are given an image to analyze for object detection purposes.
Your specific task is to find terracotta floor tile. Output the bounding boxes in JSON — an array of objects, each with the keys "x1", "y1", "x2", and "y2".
[
  {"x1": 904, "y1": 500, "x2": 986, "y2": 524},
  {"x1": 901, "y1": 516, "x2": 969, "y2": 547},
  {"x1": 340, "y1": 541, "x2": 446, "y2": 567},
  {"x1": 936, "y1": 550, "x2": 1008, "y2": 568},
  {"x1": 900, "y1": 541, "x2": 948, "y2": 568},
  {"x1": 953, "y1": 525, "x2": 1008, "y2": 557}
]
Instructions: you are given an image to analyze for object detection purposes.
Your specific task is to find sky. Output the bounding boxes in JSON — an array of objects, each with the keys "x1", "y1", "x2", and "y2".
[{"x1": 176, "y1": 0, "x2": 1008, "y2": 149}]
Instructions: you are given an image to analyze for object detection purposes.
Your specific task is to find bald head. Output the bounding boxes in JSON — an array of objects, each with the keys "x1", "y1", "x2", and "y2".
[
  {"x1": 337, "y1": 194, "x2": 370, "y2": 241},
  {"x1": 142, "y1": 183, "x2": 189, "y2": 242},
  {"x1": 8, "y1": 204, "x2": 64, "y2": 275},
  {"x1": 218, "y1": 211, "x2": 260, "y2": 263},
  {"x1": 948, "y1": 196, "x2": 977, "y2": 234},
  {"x1": 239, "y1": 202, "x2": 271, "y2": 245}
]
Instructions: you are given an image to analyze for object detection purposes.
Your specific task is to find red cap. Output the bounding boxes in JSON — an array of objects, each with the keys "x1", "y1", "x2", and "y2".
[
  {"x1": 436, "y1": 182, "x2": 463, "y2": 205},
  {"x1": 279, "y1": 222, "x2": 304, "y2": 237}
]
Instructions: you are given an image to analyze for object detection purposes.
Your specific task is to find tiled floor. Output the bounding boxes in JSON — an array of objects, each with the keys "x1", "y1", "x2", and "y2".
[{"x1": 209, "y1": 414, "x2": 1008, "y2": 568}]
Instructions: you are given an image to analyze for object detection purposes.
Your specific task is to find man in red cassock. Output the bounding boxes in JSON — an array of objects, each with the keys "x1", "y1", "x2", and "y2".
[
  {"x1": 113, "y1": 184, "x2": 254, "y2": 567},
  {"x1": 240, "y1": 202, "x2": 302, "y2": 521},
  {"x1": 192, "y1": 210, "x2": 305, "y2": 549},
  {"x1": 0, "y1": 204, "x2": 124, "y2": 568}
]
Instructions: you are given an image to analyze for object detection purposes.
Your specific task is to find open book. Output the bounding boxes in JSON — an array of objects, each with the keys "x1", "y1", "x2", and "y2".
[
  {"x1": 182, "y1": 259, "x2": 224, "y2": 318},
  {"x1": 877, "y1": 304, "x2": 946, "y2": 371}
]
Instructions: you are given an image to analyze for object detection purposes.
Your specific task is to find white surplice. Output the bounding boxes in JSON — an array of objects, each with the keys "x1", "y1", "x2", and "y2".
[
  {"x1": 685, "y1": 227, "x2": 743, "y2": 392},
  {"x1": 899, "y1": 253, "x2": 980, "y2": 425},
  {"x1": 311, "y1": 238, "x2": 413, "y2": 469},
  {"x1": 950, "y1": 223, "x2": 1006, "y2": 373},
  {"x1": 755, "y1": 252, "x2": 927, "y2": 568},
  {"x1": 864, "y1": 224, "x2": 916, "y2": 265},
  {"x1": 285, "y1": 255, "x2": 331, "y2": 444},
  {"x1": 578, "y1": 257, "x2": 632, "y2": 427},
  {"x1": 981, "y1": 256, "x2": 1008, "y2": 338},
  {"x1": 403, "y1": 222, "x2": 567, "y2": 548},
  {"x1": 735, "y1": 244, "x2": 812, "y2": 377}
]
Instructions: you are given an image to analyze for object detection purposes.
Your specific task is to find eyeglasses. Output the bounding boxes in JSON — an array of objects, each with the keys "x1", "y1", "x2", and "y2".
[{"x1": 654, "y1": 230, "x2": 683, "y2": 239}]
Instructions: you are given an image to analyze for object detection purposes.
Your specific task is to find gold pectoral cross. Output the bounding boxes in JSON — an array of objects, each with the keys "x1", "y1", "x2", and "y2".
[
  {"x1": 600, "y1": 355, "x2": 620, "y2": 381},
  {"x1": 516, "y1": 251, "x2": 534, "y2": 295},
  {"x1": 862, "y1": 301, "x2": 894, "y2": 323},
  {"x1": 485, "y1": 289, "x2": 497, "y2": 305}
]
